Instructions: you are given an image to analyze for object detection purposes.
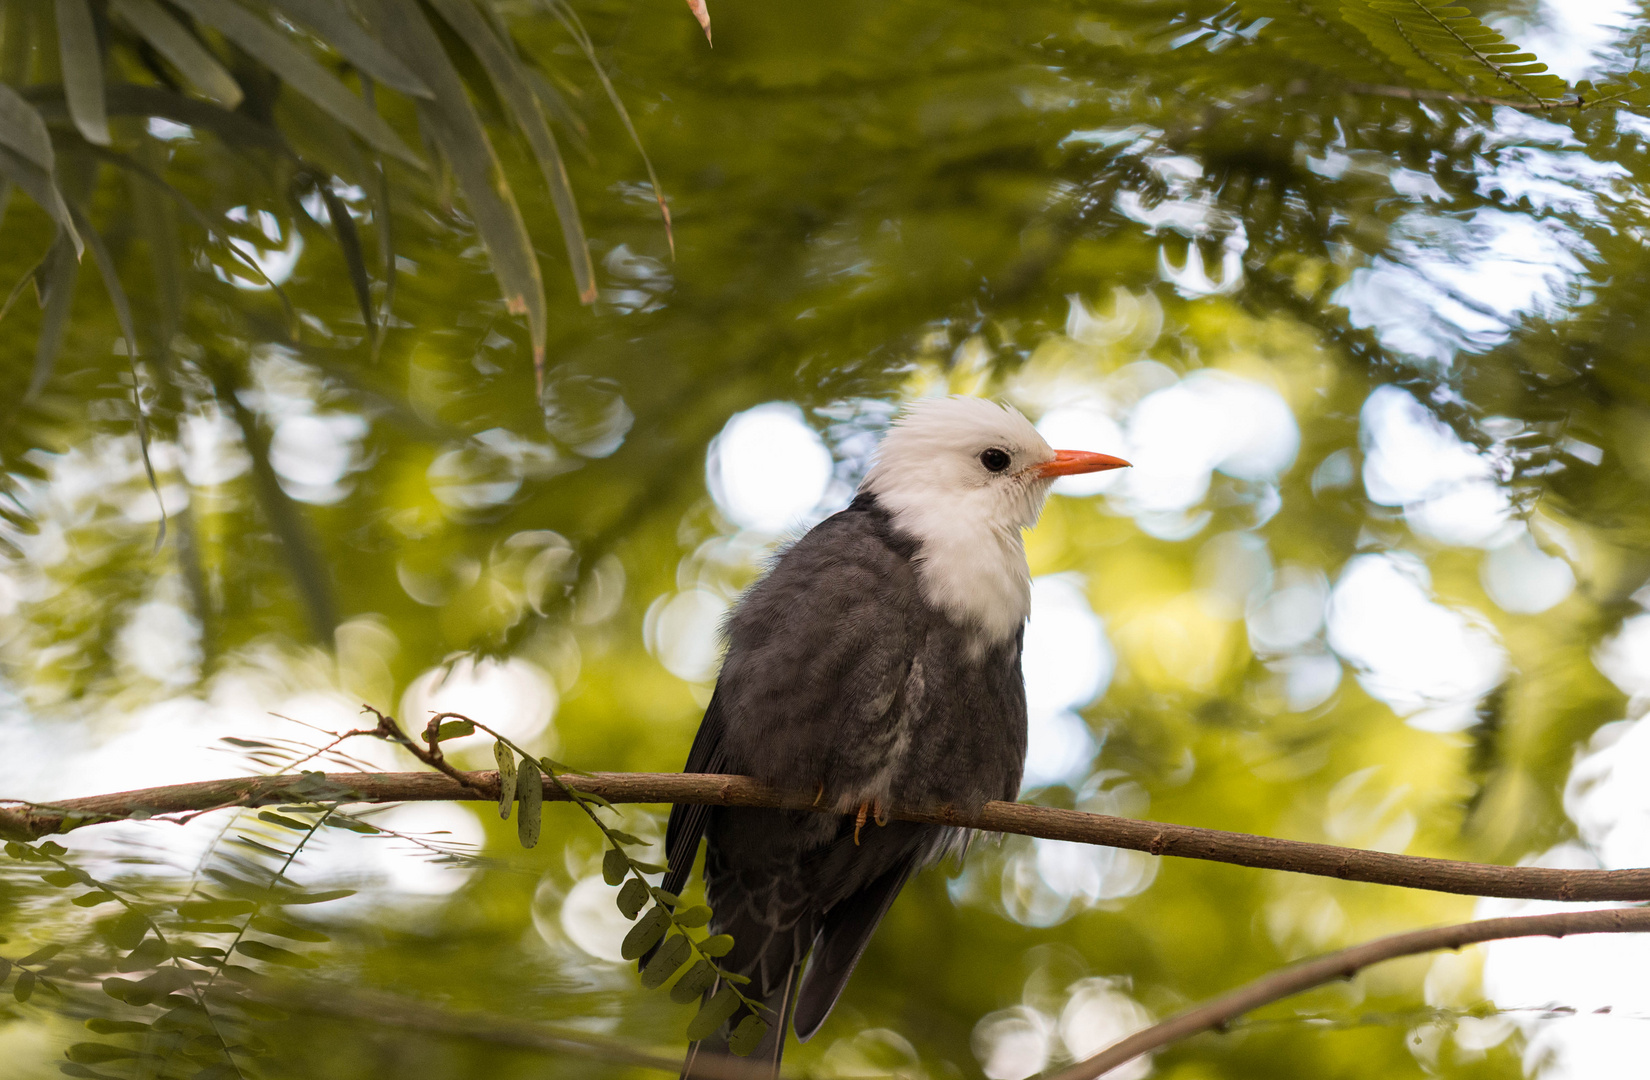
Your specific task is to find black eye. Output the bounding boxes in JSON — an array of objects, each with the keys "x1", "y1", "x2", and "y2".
[{"x1": 979, "y1": 448, "x2": 1011, "y2": 473}]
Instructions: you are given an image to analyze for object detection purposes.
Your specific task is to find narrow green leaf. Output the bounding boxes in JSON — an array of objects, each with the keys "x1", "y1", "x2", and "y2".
[
  {"x1": 605, "y1": 830, "x2": 644, "y2": 846},
  {"x1": 176, "y1": 899, "x2": 256, "y2": 920},
  {"x1": 697, "y1": 934, "x2": 734, "y2": 958},
  {"x1": 236, "y1": 940, "x2": 318, "y2": 968},
  {"x1": 602, "y1": 846, "x2": 628, "y2": 886},
  {"x1": 13, "y1": 969, "x2": 35, "y2": 1002},
  {"x1": 19, "y1": 944, "x2": 63, "y2": 965},
  {"x1": 673, "y1": 905, "x2": 713, "y2": 928},
  {"x1": 64, "y1": 1044, "x2": 138, "y2": 1064},
  {"x1": 640, "y1": 933, "x2": 692, "y2": 989},
  {"x1": 55, "y1": 0, "x2": 109, "y2": 145},
  {"x1": 321, "y1": 816, "x2": 378, "y2": 834},
  {"x1": 652, "y1": 887, "x2": 682, "y2": 906},
  {"x1": 250, "y1": 915, "x2": 330, "y2": 942},
  {"x1": 685, "y1": 984, "x2": 742, "y2": 1041},
  {"x1": 426, "y1": 0, "x2": 594, "y2": 304},
  {"x1": 0, "y1": 84, "x2": 55, "y2": 172},
  {"x1": 60, "y1": 1065, "x2": 124, "y2": 1080},
  {"x1": 630, "y1": 860, "x2": 667, "y2": 875},
  {"x1": 620, "y1": 905, "x2": 670, "y2": 961},
  {"x1": 110, "y1": 0, "x2": 243, "y2": 107},
  {"x1": 257, "y1": 812, "x2": 311, "y2": 831},
  {"x1": 84, "y1": 1019, "x2": 150, "y2": 1035},
  {"x1": 27, "y1": 234, "x2": 77, "y2": 401},
  {"x1": 319, "y1": 184, "x2": 371, "y2": 336},
  {"x1": 273, "y1": 888, "x2": 354, "y2": 905},
  {"x1": 367, "y1": 0, "x2": 545, "y2": 380},
  {"x1": 727, "y1": 1015, "x2": 768, "y2": 1057},
  {"x1": 494, "y1": 740, "x2": 517, "y2": 820},
  {"x1": 670, "y1": 959, "x2": 717, "y2": 1003},
  {"x1": 434, "y1": 718, "x2": 474, "y2": 741},
  {"x1": 617, "y1": 878, "x2": 648, "y2": 919},
  {"x1": 41, "y1": 870, "x2": 84, "y2": 887},
  {"x1": 232, "y1": 835, "x2": 291, "y2": 858},
  {"x1": 517, "y1": 756, "x2": 542, "y2": 848},
  {"x1": 268, "y1": 0, "x2": 432, "y2": 98},
  {"x1": 169, "y1": 0, "x2": 423, "y2": 167}
]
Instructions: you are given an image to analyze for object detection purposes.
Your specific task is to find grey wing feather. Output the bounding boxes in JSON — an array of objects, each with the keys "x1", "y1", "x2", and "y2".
[
  {"x1": 662, "y1": 691, "x2": 727, "y2": 903},
  {"x1": 792, "y1": 853, "x2": 921, "y2": 1042}
]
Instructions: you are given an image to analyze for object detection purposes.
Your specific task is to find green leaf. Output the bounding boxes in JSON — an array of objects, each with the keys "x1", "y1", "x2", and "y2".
[
  {"x1": 0, "y1": 958, "x2": 9, "y2": 982},
  {"x1": 321, "y1": 816, "x2": 379, "y2": 834},
  {"x1": 630, "y1": 860, "x2": 668, "y2": 875},
  {"x1": 257, "y1": 811, "x2": 311, "y2": 831},
  {"x1": 19, "y1": 944, "x2": 63, "y2": 965},
  {"x1": 640, "y1": 932, "x2": 692, "y2": 989},
  {"x1": 41, "y1": 869, "x2": 85, "y2": 887},
  {"x1": 39, "y1": 843, "x2": 66, "y2": 856},
  {"x1": 250, "y1": 915, "x2": 330, "y2": 942},
  {"x1": 697, "y1": 934, "x2": 734, "y2": 958},
  {"x1": 605, "y1": 830, "x2": 644, "y2": 846},
  {"x1": 494, "y1": 740, "x2": 517, "y2": 820},
  {"x1": 517, "y1": 756, "x2": 542, "y2": 848},
  {"x1": 14, "y1": 969, "x2": 35, "y2": 1002},
  {"x1": 434, "y1": 718, "x2": 474, "y2": 741},
  {"x1": 109, "y1": 0, "x2": 243, "y2": 108},
  {"x1": 55, "y1": 0, "x2": 109, "y2": 145},
  {"x1": 169, "y1": 0, "x2": 423, "y2": 167},
  {"x1": 60, "y1": 1065, "x2": 124, "y2": 1080},
  {"x1": 64, "y1": 1044, "x2": 138, "y2": 1064},
  {"x1": 26, "y1": 234, "x2": 78, "y2": 400},
  {"x1": 176, "y1": 899, "x2": 256, "y2": 920},
  {"x1": 620, "y1": 905, "x2": 670, "y2": 961},
  {"x1": 100, "y1": 978, "x2": 143, "y2": 1003},
  {"x1": 673, "y1": 905, "x2": 713, "y2": 928},
  {"x1": 425, "y1": 0, "x2": 595, "y2": 304},
  {"x1": 369, "y1": 0, "x2": 546, "y2": 380},
  {"x1": 0, "y1": 84, "x2": 55, "y2": 173},
  {"x1": 236, "y1": 940, "x2": 318, "y2": 968},
  {"x1": 727, "y1": 1014, "x2": 769, "y2": 1057},
  {"x1": 685, "y1": 984, "x2": 742, "y2": 1042},
  {"x1": 273, "y1": 888, "x2": 355, "y2": 905},
  {"x1": 103, "y1": 909, "x2": 148, "y2": 951},
  {"x1": 617, "y1": 878, "x2": 649, "y2": 919},
  {"x1": 72, "y1": 891, "x2": 117, "y2": 907},
  {"x1": 320, "y1": 183, "x2": 372, "y2": 332},
  {"x1": 84, "y1": 1019, "x2": 150, "y2": 1035},
  {"x1": 267, "y1": 0, "x2": 433, "y2": 98},
  {"x1": 602, "y1": 846, "x2": 629, "y2": 886},
  {"x1": 115, "y1": 938, "x2": 169, "y2": 973},
  {"x1": 670, "y1": 959, "x2": 718, "y2": 1003}
]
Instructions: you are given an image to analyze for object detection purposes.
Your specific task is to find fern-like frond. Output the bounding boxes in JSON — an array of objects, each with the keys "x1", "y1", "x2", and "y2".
[{"x1": 1341, "y1": 0, "x2": 1570, "y2": 104}]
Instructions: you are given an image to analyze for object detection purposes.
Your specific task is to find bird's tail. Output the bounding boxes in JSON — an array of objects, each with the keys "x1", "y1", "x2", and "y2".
[{"x1": 680, "y1": 964, "x2": 799, "y2": 1080}]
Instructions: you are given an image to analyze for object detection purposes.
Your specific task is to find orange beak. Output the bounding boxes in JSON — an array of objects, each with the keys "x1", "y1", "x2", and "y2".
[{"x1": 1036, "y1": 450, "x2": 1132, "y2": 478}]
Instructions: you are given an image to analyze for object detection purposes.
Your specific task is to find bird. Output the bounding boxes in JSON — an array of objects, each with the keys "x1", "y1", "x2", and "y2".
[{"x1": 659, "y1": 395, "x2": 1129, "y2": 1076}]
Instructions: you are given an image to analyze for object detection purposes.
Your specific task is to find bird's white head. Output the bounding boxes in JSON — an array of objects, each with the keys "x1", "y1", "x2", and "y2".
[{"x1": 861, "y1": 396, "x2": 1129, "y2": 645}]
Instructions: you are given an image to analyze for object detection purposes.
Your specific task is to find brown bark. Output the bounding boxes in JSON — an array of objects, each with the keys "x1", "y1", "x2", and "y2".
[
  {"x1": 1045, "y1": 906, "x2": 1650, "y2": 1080},
  {"x1": 4, "y1": 770, "x2": 1648, "y2": 902}
]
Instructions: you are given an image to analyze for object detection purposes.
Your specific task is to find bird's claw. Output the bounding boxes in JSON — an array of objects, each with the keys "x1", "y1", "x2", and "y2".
[
  {"x1": 813, "y1": 782, "x2": 826, "y2": 808},
  {"x1": 853, "y1": 800, "x2": 887, "y2": 845}
]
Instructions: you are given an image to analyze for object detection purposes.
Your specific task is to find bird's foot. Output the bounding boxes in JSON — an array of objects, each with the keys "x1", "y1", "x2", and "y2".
[{"x1": 853, "y1": 800, "x2": 888, "y2": 845}]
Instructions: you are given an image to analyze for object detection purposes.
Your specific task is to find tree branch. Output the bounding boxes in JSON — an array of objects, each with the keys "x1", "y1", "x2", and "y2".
[
  {"x1": 1043, "y1": 906, "x2": 1650, "y2": 1080},
  {"x1": 4, "y1": 770, "x2": 1648, "y2": 902}
]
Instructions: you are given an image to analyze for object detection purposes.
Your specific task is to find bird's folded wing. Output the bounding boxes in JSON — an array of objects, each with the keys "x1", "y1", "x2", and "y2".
[{"x1": 661, "y1": 690, "x2": 728, "y2": 903}]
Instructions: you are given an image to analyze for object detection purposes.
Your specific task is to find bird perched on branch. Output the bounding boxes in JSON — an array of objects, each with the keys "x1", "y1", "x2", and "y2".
[{"x1": 660, "y1": 396, "x2": 1129, "y2": 1075}]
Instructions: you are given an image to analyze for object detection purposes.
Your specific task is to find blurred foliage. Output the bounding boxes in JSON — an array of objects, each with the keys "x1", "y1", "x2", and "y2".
[{"x1": 5, "y1": 0, "x2": 1650, "y2": 1078}]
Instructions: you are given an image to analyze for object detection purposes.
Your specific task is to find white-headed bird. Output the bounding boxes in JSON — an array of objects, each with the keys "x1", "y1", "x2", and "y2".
[{"x1": 661, "y1": 396, "x2": 1129, "y2": 1075}]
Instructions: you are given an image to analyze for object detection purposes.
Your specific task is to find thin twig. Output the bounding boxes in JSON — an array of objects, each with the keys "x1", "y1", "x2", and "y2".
[
  {"x1": 1042, "y1": 906, "x2": 1650, "y2": 1080},
  {"x1": 6, "y1": 771, "x2": 1650, "y2": 902}
]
